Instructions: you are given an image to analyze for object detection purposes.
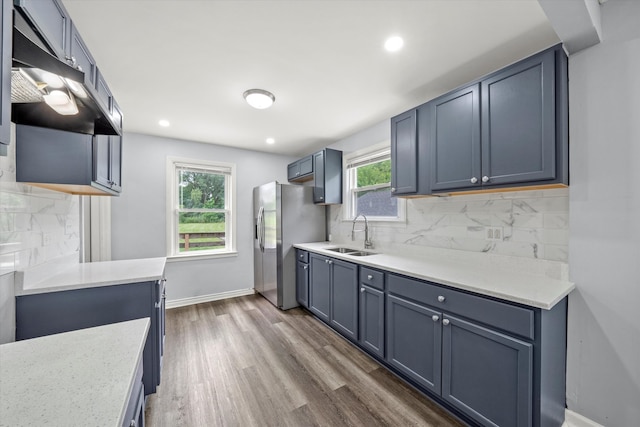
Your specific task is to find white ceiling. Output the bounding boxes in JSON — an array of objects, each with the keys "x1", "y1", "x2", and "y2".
[{"x1": 61, "y1": 0, "x2": 559, "y2": 156}]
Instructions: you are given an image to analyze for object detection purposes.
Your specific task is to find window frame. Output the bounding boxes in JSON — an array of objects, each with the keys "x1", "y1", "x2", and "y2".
[
  {"x1": 166, "y1": 156, "x2": 237, "y2": 261},
  {"x1": 342, "y1": 143, "x2": 406, "y2": 223}
]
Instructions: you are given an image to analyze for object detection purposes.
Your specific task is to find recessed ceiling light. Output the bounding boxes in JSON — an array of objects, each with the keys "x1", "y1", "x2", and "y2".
[
  {"x1": 384, "y1": 36, "x2": 404, "y2": 52},
  {"x1": 243, "y1": 89, "x2": 275, "y2": 109},
  {"x1": 266, "y1": 137, "x2": 275, "y2": 145},
  {"x1": 158, "y1": 119, "x2": 170, "y2": 127}
]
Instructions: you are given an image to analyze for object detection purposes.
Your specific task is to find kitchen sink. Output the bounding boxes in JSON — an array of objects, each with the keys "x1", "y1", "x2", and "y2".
[
  {"x1": 349, "y1": 251, "x2": 376, "y2": 257},
  {"x1": 326, "y1": 247, "x2": 359, "y2": 254}
]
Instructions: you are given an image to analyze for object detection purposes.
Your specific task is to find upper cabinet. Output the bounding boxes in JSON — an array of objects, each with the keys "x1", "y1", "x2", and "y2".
[
  {"x1": 391, "y1": 44, "x2": 568, "y2": 196},
  {"x1": 390, "y1": 110, "x2": 418, "y2": 196},
  {"x1": 287, "y1": 148, "x2": 343, "y2": 205},
  {"x1": 1, "y1": 0, "x2": 11, "y2": 154},
  {"x1": 14, "y1": 0, "x2": 70, "y2": 59}
]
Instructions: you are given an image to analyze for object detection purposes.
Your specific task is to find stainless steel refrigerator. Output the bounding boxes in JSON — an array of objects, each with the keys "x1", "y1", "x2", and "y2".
[{"x1": 253, "y1": 181, "x2": 326, "y2": 309}]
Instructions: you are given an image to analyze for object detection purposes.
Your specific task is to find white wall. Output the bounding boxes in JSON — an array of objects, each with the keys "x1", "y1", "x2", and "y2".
[
  {"x1": 566, "y1": 1, "x2": 640, "y2": 425},
  {"x1": 0, "y1": 124, "x2": 80, "y2": 343},
  {"x1": 110, "y1": 133, "x2": 295, "y2": 302}
]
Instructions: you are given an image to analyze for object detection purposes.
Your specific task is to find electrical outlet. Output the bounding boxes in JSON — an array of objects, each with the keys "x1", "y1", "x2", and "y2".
[
  {"x1": 42, "y1": 233, "x2": 52, "y2": 246},
  {"x1": 485, "y1": 227, "x2": 503, "y2": 241}
]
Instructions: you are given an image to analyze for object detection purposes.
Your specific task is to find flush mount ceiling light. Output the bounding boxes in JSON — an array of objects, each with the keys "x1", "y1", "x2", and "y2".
[
  {"x1": 384, "y1": 35, "x2": 404, "y2": 52},
  {"x1": 243, "y1": 89, "x2": 275, "y2": 109}
]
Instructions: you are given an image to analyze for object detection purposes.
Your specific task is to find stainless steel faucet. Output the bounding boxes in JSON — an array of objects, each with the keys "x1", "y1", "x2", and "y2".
[{"x1": 352, "y1": 214, "x2": 373, "y2": 249}]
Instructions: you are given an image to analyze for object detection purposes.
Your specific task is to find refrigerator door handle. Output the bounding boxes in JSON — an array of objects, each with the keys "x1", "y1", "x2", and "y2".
[{"x1": 258, "y1": 206, "x2": 265, "y2": 252}]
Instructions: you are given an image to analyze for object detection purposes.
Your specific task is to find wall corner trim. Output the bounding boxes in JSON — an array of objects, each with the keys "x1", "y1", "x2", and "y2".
[
  {"x1": 563, "y1": 409, "x2": 606, "y2": 427},
  {"x1": 165, "y1": 288, "x2": 256, "y2": 309}
]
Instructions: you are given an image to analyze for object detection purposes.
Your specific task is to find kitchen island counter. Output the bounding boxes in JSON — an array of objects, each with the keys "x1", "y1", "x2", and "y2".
[
  {"x1": 15, "y1": 257, "x2": 166, "y2": 296},
  {"x1": 0, "y1": 318, "x2": 149, "y2": 427},
  {"x1": 294, "y1": 242, "x2": 574, "y2": 309}
]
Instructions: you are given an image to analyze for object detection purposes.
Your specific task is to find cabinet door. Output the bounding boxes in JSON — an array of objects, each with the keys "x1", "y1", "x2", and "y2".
[
  {"x1": 390, "y1": 110, "x2": 417, "y2": 195},
  {"x1": 429, "y1": 84, "x2": 481, "y2": 192},
  {"x1": 110, "y1": 135, "x2": 122, "y2": 192},
  {"x1": 68, "y1": 22, "x2": 96, "y2": 87},
  {"x1": 15, "y1": 0, "x2": 70, "y2": 59},
  {"x1": 386, "y1": 294, "x2": 441, "y2": 393},
  {"x1": 309, "y1": 254, "x2": 330, "y2": 322},
  {"x1": 441, "y1": 314, "x2": 533, "y2": 427},
  {"x1": 313, "y1": 151, "x2": 325, "y2": 203},
  {"x1": 329, "y1": 259, "x2": 358, "y2": 341},
  {"x1": 299, "y1": 155, "x2": 314, "y2": 176},
  {"x1": 94, "y1": 68, "x2": 112, "y2": 113},
  {"x1": 93, "y1": 134, "x2": 111, "y2": 188},
  {"x1": 481, "y1": 50, "x2": 556, "y2": 186},
  {"x1": 359, "y1": 284, "x2": 384, "y2": 358},
  {"x1": 296, "y1": 260, "x2": 309, "y2": 308},
  {"x1": 0, "y1": 0, "x2": 10, "y2": 152},
  {"x1": 287, "y1": 161, "x2": 300, "y2": 181}
]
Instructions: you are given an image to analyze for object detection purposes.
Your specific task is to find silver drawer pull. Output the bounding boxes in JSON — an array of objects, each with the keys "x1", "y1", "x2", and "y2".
[
  {"x1": 367, "y1": 274, "x2": 373, "y2": 280},
  {"x1": 437, "y1": 295, "x2": 446, "y2": 303},
  {"x1": 303, "y1": 265, "x2": 308, "y2": 270},
  {"x1": 442, "y1": 319, "x2": 450, "y2": 326},
  {"x1": 360, "y1": 288, "x2": 365, "y2": 293},
  {"x1": 432, "y1": 315, "x2": 439, "y2": 322}
]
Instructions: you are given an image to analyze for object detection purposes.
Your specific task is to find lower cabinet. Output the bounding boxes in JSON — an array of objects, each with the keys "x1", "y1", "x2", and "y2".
[
  {"x1": 16, "y1": 279, "x2": 166, "y2": 396},
  {"x1": 441, "y1": 314, "x2": 533, "y2": 427},
  {"x1": 308, "y1": 253, "x2": 358, "y2": 340},
  {"x1": 386, "y1": 294, "x2": 442, "y2": 394},
  {"x1": 296, "y1": 249, "x2": 310, "y2": 308},
  {"x1": 300, "y1": 250, "x2": 568, "y2": 427}
]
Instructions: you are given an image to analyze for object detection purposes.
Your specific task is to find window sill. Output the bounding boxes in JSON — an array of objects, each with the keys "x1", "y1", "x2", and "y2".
[
  {"x1": 342, "y1": 217, "x2": 406, "y2": 224},
  {"x1": 167, "y1": 251, "x2": 238, "y2": 263}
]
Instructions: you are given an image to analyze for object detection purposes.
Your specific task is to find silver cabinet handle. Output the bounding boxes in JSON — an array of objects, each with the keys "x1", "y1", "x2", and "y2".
[
  {"x1": 391, "y1": 187, "x2": 396, "y2": 193},
  {"x1": 470, "y1": 177, "x2": 478, "y2": 184},
  {"x1": 319, "y1": 196, "x2": 324, "y2": 200},
  {"x1": 325, "y1": 259, "x2": 328, "y2": 263},
  {"x1": 328, "y1": 260, "x2": 333, "y2": 265},
  {"x1": 442, "y1": 319, "x2": 450, "y2": 326},
  {"x1": 300, "y1": 254, "x2": 304, "y2": 259},
  {"x1": 432, "y1": 315, "x2": 439, "y2": 322},
  {"x1": 437, "y1": 295, "x2": 446, "y2": 303},
  {"x1": 360, "y1": 288, "x2": 365, "y2": 293},
  {"x1": 130, "y1": 420, "x2": 137, "y2": 427},
  {"x1": 482, "y1": 176, "x2": 489, "y2": 183},
  {"x1": 303, "y1": 265, "x2": 308, "y2": 270},
  {"x1": 367, "y1": 275, "x2": 373, "y2": 280}
]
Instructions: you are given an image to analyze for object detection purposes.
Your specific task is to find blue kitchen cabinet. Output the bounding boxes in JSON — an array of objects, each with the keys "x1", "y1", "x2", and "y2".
[
  {"x1": 14, "y1": 0, "x2": 70, "y2": 59},
  {"x1": 296, "y1": 250, "x2": 310, "y2": 308},
  {"x1": 329, "y1": 258, "x2": 358, "y2": 341},
  {"x1": 93, "y1": 132, "x2": 122, "y2": 193},
  {"x1": 428, "y1": 84, "x2": 481, "y2": 192},
  {"x1": 16, "y1": 279, "x2": 166, "y2": 396},
  {"x1": 313, "y1": 148, "x2": 343, "y2": 204},
  {"x1": 0, "y1": 0, "x2": 11, "y2": 153},
  {"x1": 287, "y1": 155, "x2": 314, "y2": 182},
  {"x1": 308, "y1": 253, "x2": 358, "y2": 341},
  {"x1": 390, "y1": 109, "x2": 418, "y2": 195},
  {"x1": 358, "y1": 266, "x2": 385, "y2": 358},
  {"x1": 441, "y1": 314, "x2": 533, "y2": 427},
  {"x1": 309, "y1": 253, "x2": 331, "y2": 322},
  {"x1": 386, "y1": 293, "x2": 442, "y2": 393}
]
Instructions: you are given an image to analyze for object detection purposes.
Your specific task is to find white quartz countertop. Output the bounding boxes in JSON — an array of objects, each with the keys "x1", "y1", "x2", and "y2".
[
  {"x1": 294, "y1": 242, "x2": 575, "y2": 309},
  {"x1": 15, "y1": 257, "x2": 166, "y2": 296},
  {"x1": 0, "y1": 318, "x2": 150, "y2": 427}
]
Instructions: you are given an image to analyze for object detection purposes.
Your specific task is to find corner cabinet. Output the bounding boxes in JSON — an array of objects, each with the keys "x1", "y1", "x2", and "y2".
[
  {"x1": 16, "y1": 279, "x2": 166, "y2": 396},
  {"x1": 0, "y1": 0, "x2": 11, "y2": 154},
  {"x1": 392, "y1": 44, "x2": 568, "y2": 196}
]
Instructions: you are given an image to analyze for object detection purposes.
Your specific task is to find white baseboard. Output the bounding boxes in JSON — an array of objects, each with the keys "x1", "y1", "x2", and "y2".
[
  {"x1": 562, "y1": 409, "x2": 605, "y2": 427},
  {"x1": 166, "y1": 288, "x2": 256, "y2": 309}
]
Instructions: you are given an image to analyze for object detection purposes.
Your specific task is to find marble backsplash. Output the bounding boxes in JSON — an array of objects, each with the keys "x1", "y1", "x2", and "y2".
[
  {"x1": 329, "y1": 187, "x2": 569, "y2": 263},
  {"x1": 0, "y1": 126, "x2": 80, "y2": 277}
]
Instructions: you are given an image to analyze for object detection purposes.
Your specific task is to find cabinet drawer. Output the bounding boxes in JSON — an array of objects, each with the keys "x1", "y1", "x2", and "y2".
[
  {"x1": 296, "y1": 249, "x2": 309, "y2": 263},
  {"x1": 387, "y1": 274, "x2": 534, "y2": 340},
  {"x1": 360, "y1": 266, "x2": 384, "y2": 291}
]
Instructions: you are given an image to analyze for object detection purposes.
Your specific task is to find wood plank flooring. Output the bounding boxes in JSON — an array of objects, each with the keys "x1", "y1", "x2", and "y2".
[{"x1": 145, "y1": 294, "x2": 465, "y2": 427}]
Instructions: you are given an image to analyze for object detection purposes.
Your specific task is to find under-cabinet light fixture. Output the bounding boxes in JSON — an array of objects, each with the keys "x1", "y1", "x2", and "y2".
[{"x1": 43, "y1": 90, "x2": 79, "y2": 115}]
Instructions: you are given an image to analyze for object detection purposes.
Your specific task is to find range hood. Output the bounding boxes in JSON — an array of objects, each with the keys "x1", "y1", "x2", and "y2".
[{"x1": 10, "y1": 12, "x2": 119, "y2": 136}]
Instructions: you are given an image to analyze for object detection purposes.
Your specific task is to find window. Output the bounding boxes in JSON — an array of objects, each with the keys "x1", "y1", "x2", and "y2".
[
  {"x1": 344, "y1": 145, "x2": 405, "y2": 221},
  {"x1": 167, "y1": 157, "x2": 236, "y2": 259}
]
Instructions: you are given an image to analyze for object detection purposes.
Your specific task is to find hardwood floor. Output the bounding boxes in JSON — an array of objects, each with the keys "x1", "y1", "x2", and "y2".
[{"x1": 145, "y1": 294, "x2": 464, "y2": 427}]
